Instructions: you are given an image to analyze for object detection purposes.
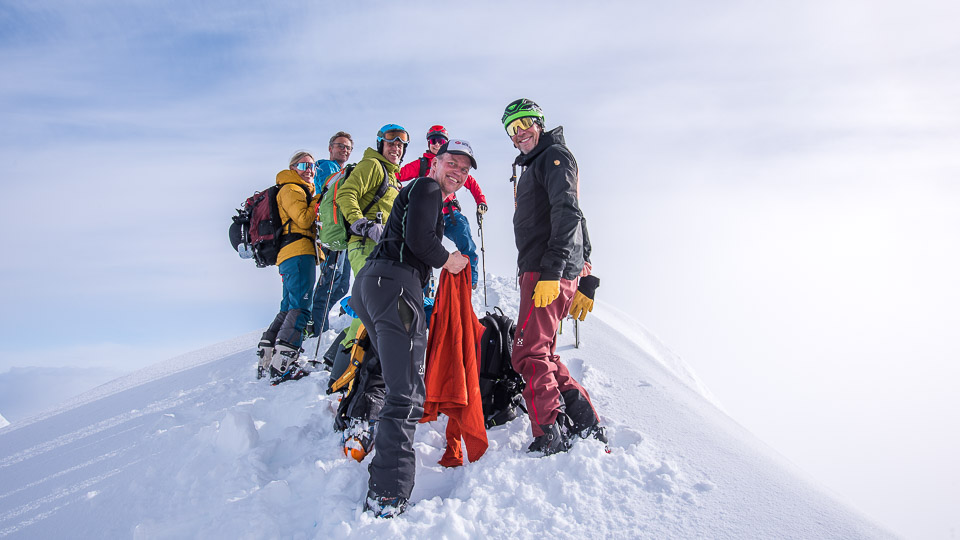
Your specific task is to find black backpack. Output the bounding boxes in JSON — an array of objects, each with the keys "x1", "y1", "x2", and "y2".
[
  {"x1": 229, "y1": 183, "x2": 309, "y2": 268},
  {"x1": 478, "y1": 307, "x2": 526, "y2": 428}
]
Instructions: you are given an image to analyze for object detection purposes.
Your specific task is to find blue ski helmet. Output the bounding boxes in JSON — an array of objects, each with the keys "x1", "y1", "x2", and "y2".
[{"x1": 376, "y1": 123, "x2": 410, "y2": 160}]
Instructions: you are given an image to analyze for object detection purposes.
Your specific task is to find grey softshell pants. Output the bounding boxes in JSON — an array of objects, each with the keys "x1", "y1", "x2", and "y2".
[{"x1": 348, "y1": 259, "x2": 427, "y2": 499}]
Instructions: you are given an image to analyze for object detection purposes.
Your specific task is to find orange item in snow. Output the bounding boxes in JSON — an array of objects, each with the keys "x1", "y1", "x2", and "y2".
[{"x1": 420, "y1": 262, "x2": 488, "y2": 467}]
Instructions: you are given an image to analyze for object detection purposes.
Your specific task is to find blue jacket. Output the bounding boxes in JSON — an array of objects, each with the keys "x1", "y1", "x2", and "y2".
[{"x1": 313, "y1": 159, "x2": 342, "y2": 194}]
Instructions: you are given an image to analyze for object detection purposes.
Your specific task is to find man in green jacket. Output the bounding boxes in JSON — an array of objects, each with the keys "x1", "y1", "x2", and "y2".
[{"x1": 334, "y1": 124, "x2": 408, "y2": 348}]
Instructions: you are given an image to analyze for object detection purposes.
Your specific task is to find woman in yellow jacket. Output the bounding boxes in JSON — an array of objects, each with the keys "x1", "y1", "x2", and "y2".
[{"x1": 257, "y1": 151, "x2": 322, "y2": 383}]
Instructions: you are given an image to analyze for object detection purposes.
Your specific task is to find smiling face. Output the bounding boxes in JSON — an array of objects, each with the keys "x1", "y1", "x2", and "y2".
[
  {"x1": 431, "y1": 153, "x2": 471, "y2": 198},
  {"x1": 510, "y1": 121, "x2": 541, "y2": 154},
  {"x1": 427, "y1": 138, "x2": 446, "y2": 155},
  {"x1": 290, "y1": 154, "x2": 316, "y2": 183},
  {"x1": 328, "y1": 136, "x2": 352, "y2": 165},
  {"x1": 380, "y1": 129, "x2": 408, "y2": 165}
]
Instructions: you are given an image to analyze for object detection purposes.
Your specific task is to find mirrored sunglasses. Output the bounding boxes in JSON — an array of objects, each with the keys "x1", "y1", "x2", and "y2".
[
  {"x1": 428, "y1": 137, "x2": 448, "y2": 146},
  {"x1": 505, "y1": 116, "x2": 538, "y2": 137},
  {"x1": 294, "y1": 162, "x2": 317, "y2": 172}
]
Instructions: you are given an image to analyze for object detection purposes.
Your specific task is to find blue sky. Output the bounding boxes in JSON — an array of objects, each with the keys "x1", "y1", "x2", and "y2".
[{"x1": 2, "y1": 1, "x2": 960, "y2": 537}]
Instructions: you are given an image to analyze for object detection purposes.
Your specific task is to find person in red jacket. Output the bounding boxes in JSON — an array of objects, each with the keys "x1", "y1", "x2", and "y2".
[{"x1": 398, "y1": 125, "x2": 487, "y2": 288}]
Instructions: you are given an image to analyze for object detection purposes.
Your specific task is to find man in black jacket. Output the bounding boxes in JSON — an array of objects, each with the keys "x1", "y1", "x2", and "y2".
[
  {"x1": 502, "y1": 98, "x2": 606, "y2": 456},
  {"x1": 349, "y1": 140, "x2": 473, "y2": 517}
]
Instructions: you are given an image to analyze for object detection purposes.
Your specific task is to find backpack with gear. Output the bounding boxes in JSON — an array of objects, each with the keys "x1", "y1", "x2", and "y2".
[
  {"x1": 229, "y1": 183, "x2": 309, "y2": 268},
  {"x1": 316, "y1": 160, "x2": 389, "y2": 251},
  {"x1": 478, "y1": 307, "x2": 526, "y2": 428},
  {"x1": 328, "y1": 324, "x2": 386, "y2": 433}
]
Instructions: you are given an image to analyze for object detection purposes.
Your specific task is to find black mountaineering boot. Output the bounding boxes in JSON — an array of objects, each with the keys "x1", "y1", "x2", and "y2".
[
  {"x1": 527, "y1": 415, "x2": 571, "y2": 456},
  {"x1": 364, "y1": 490, "x2": 408, "y2": 518}
]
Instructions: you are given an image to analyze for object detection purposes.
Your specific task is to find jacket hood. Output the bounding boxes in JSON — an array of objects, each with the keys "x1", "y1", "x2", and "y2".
[
  {"x1": 276, "y1": 169, "x2": 315, "y2": 194},
  {"x1": 518, "y1": 126, "x2": 565, "y2": 166},
  {"x1": 362, "y1": 147, "x2": 401, "y2": 173}
]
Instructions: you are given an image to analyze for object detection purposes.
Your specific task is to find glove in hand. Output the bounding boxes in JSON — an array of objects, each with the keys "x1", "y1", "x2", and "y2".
[
  {"x1": 532, "y1": 280, "x2": 560, "y2": 308},
  {"x1": 569, "y1": 275, "x2": 600, "y2": 321},
  {"x1": 477, "y1": 202, "x2": 488, "y2": 214},
  {"x1": 349, "y1": 218, "x2": 384, "y2": 243}
]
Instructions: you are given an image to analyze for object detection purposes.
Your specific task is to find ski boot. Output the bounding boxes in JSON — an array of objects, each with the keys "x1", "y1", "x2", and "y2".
[
  {"x1": 269, "y1": 342, "x2": 309, "y2": 385},
  {"x1": 562, "y1": 389, "x2": 611, "y2": 453},
  {"x1": 364, "y1": 490, "x2": 407, "y2": 518},
  {"x1": 342, "y1": 418, "x2": 376, "y2": 462},
  {"x1": 527, "y1": 414, "x2": 572, "y2": 456},
  {"x1": 256, "y1": 339, "x2": 273, "y2": 380}
]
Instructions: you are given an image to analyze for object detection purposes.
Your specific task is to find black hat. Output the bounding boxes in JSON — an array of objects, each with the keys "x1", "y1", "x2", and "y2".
[{"x1": 437, "y1": 139, "x2": 477, "y2": 169}]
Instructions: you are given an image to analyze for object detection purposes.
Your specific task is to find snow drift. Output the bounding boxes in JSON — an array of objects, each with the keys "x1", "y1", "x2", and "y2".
[{"x1": 0, "y1": 276, "x2": 894, "y2": 539}]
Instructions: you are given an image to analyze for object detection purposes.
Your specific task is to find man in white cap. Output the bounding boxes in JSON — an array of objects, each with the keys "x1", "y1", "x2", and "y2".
[{"x1": 348, "y1": 139, "x2": 475, "y2": 517}]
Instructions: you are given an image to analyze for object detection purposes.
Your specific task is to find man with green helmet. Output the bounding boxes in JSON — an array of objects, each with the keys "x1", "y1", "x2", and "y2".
[{"x1": 501, "y1": 98, "x2": 607, "y2": 456}]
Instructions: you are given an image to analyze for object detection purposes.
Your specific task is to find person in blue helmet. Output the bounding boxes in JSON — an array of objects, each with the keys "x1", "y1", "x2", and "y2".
[{"x1": 329, "y1": 124, "x2": 408, "y2": 447}]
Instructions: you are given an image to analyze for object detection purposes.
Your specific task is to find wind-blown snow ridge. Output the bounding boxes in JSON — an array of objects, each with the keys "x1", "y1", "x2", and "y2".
[
  {"x1": 0, "y1": 275, "x2": 894, "y2": 539},
  {"x1": 0, "y1": 331, "x2": 263, "y2": 432},
  {"x1": 592, "y1": 301, "x2": 722, "y2": 410}
]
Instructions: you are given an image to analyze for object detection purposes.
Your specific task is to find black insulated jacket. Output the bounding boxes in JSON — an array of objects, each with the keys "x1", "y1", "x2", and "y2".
[{"x1": 514, "y1": 126, "x2": 592, "y2": 281}]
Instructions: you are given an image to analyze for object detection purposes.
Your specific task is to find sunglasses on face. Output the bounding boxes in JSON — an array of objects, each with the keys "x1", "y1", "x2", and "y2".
[
  {"x1": 505, "y1": 116, "x2": 538, "y2": 137},
  {"x1": 294, "y1": 162, "x2": 317, "y2": 172},
  {"x1": 428, "y1": 137, "x2": 448, "y2": 146},
  {"x1": 332, "y1": 142, "x2": 353, "y2": 152}
]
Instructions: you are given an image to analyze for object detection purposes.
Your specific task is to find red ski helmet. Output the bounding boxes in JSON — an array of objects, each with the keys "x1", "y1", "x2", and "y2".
[{"x1": 426, "y1": 125, "x2": 449, "y2": 141}]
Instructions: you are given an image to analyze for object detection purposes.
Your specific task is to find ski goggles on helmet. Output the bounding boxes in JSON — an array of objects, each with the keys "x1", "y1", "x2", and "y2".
[
  {"x1": 294, "y1": 161, "x2": 317, "y2": 172},
  {"x1": 381, "y1": 131, "x2": 409, "y2": 145},
  {"x1": 428, "y1": 136, "x2": 448, "y2": 146},
  {"x1": 505, "y1": 116, "x2": 538, "y2": 137}
]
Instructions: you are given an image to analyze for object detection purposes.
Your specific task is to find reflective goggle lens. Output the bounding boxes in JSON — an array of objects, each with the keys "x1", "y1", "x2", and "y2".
[
  {"x1": 295, "y1": 162, "x2": 317, "y2": 171},
  {"x1": 505, "y1": 116, "x2": 537, "y2": 136},
  {"x1": 428, "y1": 137, "x2": 448, "y2": 146},
  {"x1": 382, "y1": 131, "x2": 409, "y2": 144}
]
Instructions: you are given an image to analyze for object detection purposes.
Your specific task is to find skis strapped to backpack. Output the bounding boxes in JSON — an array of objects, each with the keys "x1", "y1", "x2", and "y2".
[
  {"x1": 478, "y1": 307, "x2": 526, "y2": 428},
  {"x1": 229, "y1": 183, "x2": 310, "y2": 268},
  {"x1": 316, "y1": 161, "x2": 390, "y2": 250}
]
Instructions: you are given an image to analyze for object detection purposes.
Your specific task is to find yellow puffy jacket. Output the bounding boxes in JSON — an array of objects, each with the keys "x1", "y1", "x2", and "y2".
[{"x1": 275, "y1": 169, "x2": 321, "y2": 265}]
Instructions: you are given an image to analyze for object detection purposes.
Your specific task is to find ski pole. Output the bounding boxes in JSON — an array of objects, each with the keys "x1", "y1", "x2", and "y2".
[
  {"x1": 313, "y1": 250, "x2": 343, "y2": 358},
  {"x1": 575, "y1": 318, "x2": 580, "y2": 349},
  {"x1": 477, "y1": 209, "x2": 487, "y2": 306},
  {"x1": 509, "y1": 160, "x2": 520, "y2": 291}
]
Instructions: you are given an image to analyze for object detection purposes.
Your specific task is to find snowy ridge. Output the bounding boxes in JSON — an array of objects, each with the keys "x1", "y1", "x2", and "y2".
[
  {"x1": 591, "y1": 302, "x2": 723, "y2": 411},
  {"x1": 0, "y1": 331, "x2": 263, "y2": 432},
  {"x1": 0, "y1": 276, "x2": 894, "y2": 539},
  {"x1": 0, "y1": 414, "x2": 8, "y2": 430}
]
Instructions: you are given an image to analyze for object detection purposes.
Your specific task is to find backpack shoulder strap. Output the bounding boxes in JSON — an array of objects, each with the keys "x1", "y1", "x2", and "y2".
[
  {"x1": 418, "y1": 157, "x2": 429, "y2": 178},
  {"x1": 360, "y1": 161, "x2": 391, "y2": 217}
]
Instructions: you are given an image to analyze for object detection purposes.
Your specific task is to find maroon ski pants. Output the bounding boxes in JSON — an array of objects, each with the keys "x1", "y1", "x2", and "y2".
[{"x1": 513, "y1": 272, "x2": 597, "y2": 437}]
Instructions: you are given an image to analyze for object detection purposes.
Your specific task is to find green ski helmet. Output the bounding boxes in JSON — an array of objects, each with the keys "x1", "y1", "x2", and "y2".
[{"x1": 502, "y1": 98, "x2": 545, "y2": 133}]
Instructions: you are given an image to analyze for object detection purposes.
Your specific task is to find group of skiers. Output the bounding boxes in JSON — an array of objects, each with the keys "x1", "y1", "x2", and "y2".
[{"x1": 253, "y1": 99, "x2": 605, "y2": 518}]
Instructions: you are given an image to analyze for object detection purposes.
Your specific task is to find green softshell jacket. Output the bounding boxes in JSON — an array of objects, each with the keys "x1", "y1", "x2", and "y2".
[{"x1": 334, "y1": 147, "x2": 401, "y2": 241}]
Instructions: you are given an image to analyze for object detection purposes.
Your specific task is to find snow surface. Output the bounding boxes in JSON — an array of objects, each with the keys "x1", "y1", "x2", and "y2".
[{"x1": 0, "y1": 276, "x2": 894, "y2": 539}]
